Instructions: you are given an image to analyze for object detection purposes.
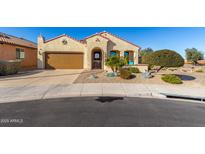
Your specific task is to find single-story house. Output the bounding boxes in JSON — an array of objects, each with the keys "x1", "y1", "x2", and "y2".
[
  {"x1": 0, "y1": 32, "x2": 37, "y2": 69},
  {"x1": 38, "y1": 31, "x2": 142, "y2": 70}
]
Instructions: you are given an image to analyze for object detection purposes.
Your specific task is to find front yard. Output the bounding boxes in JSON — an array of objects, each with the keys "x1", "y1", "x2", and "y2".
[
  {"x1": 0, "y1": 66, "x2": 204, "y2": 103},
  {"x1": 74, "y1": 64, "x2": 205, "y2": 87}
]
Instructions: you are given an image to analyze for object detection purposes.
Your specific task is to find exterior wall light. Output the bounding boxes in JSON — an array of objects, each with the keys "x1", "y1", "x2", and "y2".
[{"x1": 62, "y1": 39, "x2": 68, "y2": 45}]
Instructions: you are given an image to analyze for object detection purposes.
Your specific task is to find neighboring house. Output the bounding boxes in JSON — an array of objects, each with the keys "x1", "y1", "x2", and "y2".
[
  {"x1": 0, "y1": 32, "x2": 37, "y2": 69},
  {"x1": 197, "y1": 60, "x2": 205, "y2": 65},
  {"x1": 37, "y1": 31, "x2": 141, "y2": 70},
  {"x1": 185, "y1": 59, "x2": 205, "y2": 65}
]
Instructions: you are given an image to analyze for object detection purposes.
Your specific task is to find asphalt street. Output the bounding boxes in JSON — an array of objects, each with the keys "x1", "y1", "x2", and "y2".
[{"x1": 0, "y1": 97, "x2": 205, "y2": 127}]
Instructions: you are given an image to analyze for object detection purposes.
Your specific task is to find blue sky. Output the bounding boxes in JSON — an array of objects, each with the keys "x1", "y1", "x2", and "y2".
[{"x1": 0, "y1": 27, "x2": 205, "y2": 57}]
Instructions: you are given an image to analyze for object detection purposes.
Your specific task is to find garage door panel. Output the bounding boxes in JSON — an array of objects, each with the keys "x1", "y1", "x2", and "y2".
[{"x1": 45, "y1": 53, "x2": 83, "y2": 69}]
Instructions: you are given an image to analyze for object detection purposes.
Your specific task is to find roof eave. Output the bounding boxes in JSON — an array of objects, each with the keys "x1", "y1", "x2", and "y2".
[
  {"x1": 83, "y1": 33, "x2": 111, "y2": 41},
  {"x1": 100, "y1": 31, "x2": 141, "y2": 48},
  {"x1": 0, "y1": 41, "x2": 37, "y2": 49},
  {"x1": 44, "y1": 34, "x2": 84, "y2": 45}
]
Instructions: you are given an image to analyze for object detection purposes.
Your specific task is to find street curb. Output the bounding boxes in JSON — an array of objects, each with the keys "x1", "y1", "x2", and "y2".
[
  {"x1": 0, "y1": 93, "x2": 159, "y2": 104},
  {"x1": 0, "y1": 92, "x2": 204, "y2": 104},
  {"x1": 151, "y1": 93, "x2": 167, "y2": 98}
]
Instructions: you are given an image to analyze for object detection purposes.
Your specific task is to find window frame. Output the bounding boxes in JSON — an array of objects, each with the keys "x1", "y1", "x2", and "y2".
[{"x1": 16, "y1": 48, "x2": 25, "y2": 59}]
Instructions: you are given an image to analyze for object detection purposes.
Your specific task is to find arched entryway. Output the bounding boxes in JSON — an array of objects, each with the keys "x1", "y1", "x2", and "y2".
[{"x1": 91, "y1": 48, "x2": 103, "y2": 69}]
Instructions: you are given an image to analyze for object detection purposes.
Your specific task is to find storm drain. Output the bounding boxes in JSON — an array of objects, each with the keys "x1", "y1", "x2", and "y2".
[{"x1": 160, "y1": 93, "x2": 205, "y2": 102}]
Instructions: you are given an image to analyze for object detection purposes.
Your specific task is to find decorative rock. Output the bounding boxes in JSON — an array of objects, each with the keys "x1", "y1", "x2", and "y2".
[
  {"x1": 106, "y1": 72, "x2": 117, "y2": 77},
  {"x1": 141, "y1": 71, "x2": 153, "y2": 79},
  {"x1": 88, "y1": 74, "x2": 98, "y2": 79}
]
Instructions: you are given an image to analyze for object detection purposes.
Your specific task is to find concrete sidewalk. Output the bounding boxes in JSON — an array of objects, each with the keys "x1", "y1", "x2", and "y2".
[{"x1": 0, "y1": 83, "x2": 205, "y2": 103}]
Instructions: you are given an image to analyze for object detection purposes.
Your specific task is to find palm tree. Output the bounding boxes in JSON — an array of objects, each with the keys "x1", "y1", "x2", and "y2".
[{"x1": 105, "y1": 56, "x2": 125, "y2": 72}]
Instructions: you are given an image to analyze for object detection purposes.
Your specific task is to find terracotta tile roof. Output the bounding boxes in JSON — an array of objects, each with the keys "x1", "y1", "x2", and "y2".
[
  {"x1": 0, "y1": 32, "x2": 37, "y2": 49},
  {"x1": 42, "y1": 31, "x2": 141, "y2": 49},
  {"x1": 99, "y1": 31, "x2": 141, "y2": 48}
]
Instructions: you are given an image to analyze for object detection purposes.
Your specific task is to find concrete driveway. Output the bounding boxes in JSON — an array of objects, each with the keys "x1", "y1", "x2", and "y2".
[{"x1": 0, "y1": 69, "x2": 83, "y2": 103}]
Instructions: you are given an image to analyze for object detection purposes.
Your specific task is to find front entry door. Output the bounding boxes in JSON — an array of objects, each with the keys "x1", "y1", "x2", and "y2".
[{"x1": 92, "y1": 51, "x2": 102, "y2": 69}]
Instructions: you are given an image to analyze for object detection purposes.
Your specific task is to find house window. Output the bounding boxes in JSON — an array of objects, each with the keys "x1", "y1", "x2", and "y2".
[
  {"x1": 110, "y1": 51, "x2": 120, "y2": 57},
  {"x1": 16, "y1": 48, "x2": 25, "y2": 59},
  {"x1": 124, "y1": 51, "x2": 129, "y2": 57},
  {"x1": 94, "y1": 53, "x2": 100, "y2": 60},
  {"x1": 124, "y1": 51, "x2": 134, "y2": 65},
  {"x1": 110, "y1": 51, "x2": 117, "y2": 56}
]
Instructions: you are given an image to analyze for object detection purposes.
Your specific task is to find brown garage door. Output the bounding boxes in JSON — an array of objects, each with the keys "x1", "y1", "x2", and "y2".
[{"x1": 45, "y1": 53, "x2": 83, "y2": 69}]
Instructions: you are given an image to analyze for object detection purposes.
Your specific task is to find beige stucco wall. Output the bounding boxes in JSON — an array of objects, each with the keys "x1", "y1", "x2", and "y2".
[
  {"x1": 101, "y1": 33, "x2": 140, "y2": 64},
  {"x1": 37, "y1": 33, "x2": 140, "y2": 70},
  {"x1": 85, "y1": 35, "x2": 109, "y2": 69},
  {"x1": 85, "y1": 33, "x2": 140, "y2": 70},
  {"x1": 137, "y1": 65, "x2": 148, "y2": 72},
  {"x1": 37, "y1": 36, "x2": 87, "y2": 69},
  {"x1": 123, "y1": 64, "x2": 148, "y2": 73}
]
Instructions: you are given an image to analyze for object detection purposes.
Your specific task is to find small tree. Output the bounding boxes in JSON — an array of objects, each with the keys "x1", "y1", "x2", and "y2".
[
  {"x1": 142, "y1": 49, "x2": 184, "y2": 70},
  {"x1": 105, "y1": 56, "x2": 125, "y2": 72},
  {"x1": 140, "y1": 48, "x2": 154, "y2": 57},
  {"x1": 124, "y1": 55, "x2": 129, "y2": 65},
  {"x1": 185, "y1": 48, "x2": 204, "y2": 65},
  {"x1": 141, "y1": 52, "x2": 153, "y2": 64}
]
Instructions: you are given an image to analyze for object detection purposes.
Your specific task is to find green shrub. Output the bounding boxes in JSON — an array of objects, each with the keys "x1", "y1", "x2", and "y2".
[
  {"x1": 142, "y1": 53, "x2": 152, "y2": 64},
  {"x1": 142, "y1": 49, "x2": 184, "y2": 68},
  {"x1": 0, "y1": 60, "x2": 21, "y2": 76},
  {"x1": 161, "y1": 74, "x2": 183, "y2": 84},
  {"x1": 120, "y1": 68, "x2": 131, "y2": 79},
  {"x1": 128, "y1": 67, "x2": 140, "y2": 73}
]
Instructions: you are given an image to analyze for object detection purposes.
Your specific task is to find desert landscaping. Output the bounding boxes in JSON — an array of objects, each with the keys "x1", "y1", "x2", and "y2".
[{"x1": 74, "y1": 64, "x2": 205, "y2": 87}]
